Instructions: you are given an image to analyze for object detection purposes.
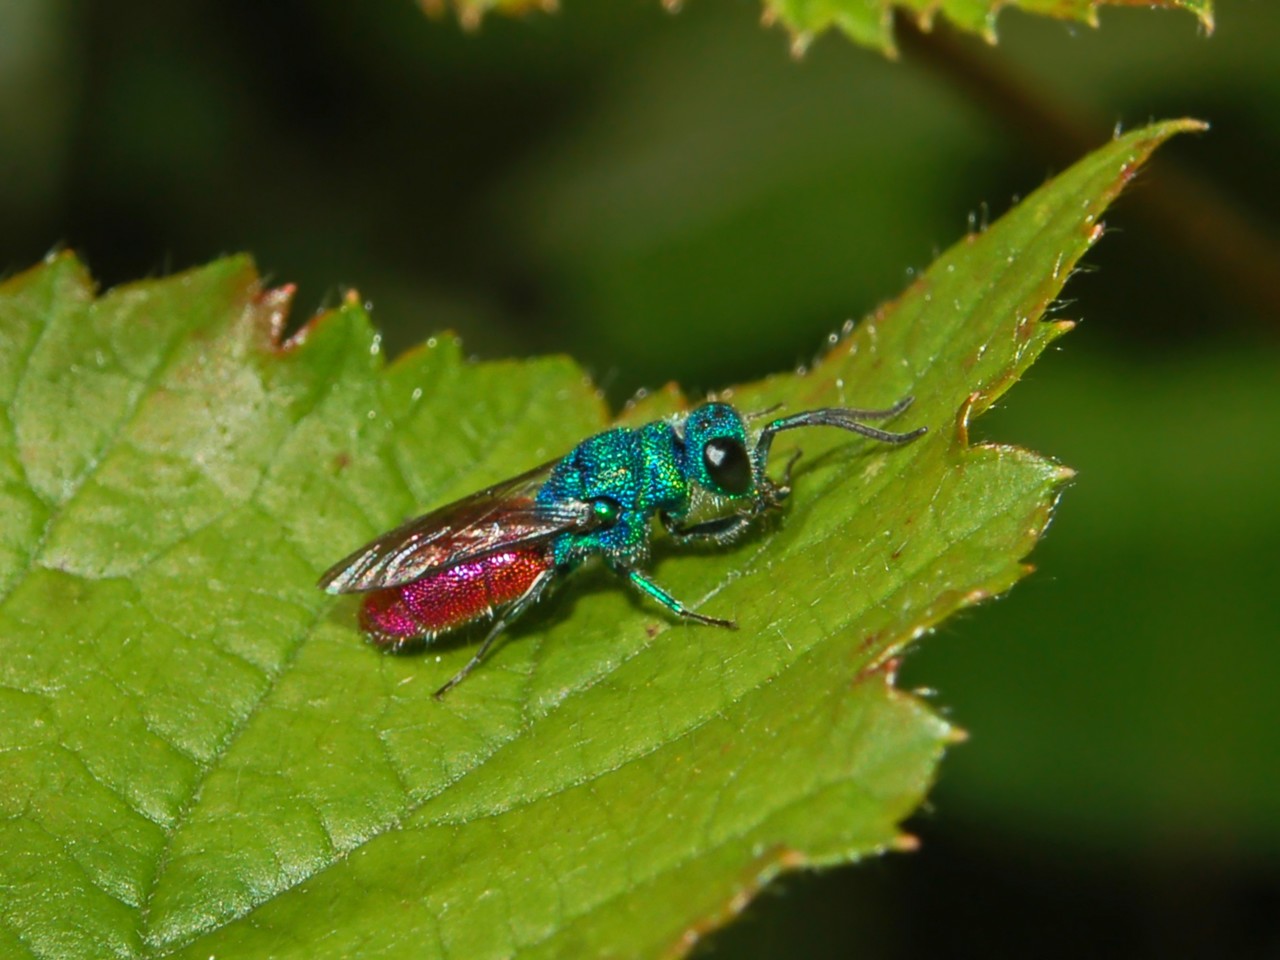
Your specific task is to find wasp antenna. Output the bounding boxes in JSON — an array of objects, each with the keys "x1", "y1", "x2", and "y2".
[
  {"x1": 754, "y1": 399, "x2": 926, "y2": 471},
  {"x1": 744, "y1": 402, "x2": 785, "y2": 422},
  {"x1": 826, "y1": 395, "x2": 915, "y2": 421}
]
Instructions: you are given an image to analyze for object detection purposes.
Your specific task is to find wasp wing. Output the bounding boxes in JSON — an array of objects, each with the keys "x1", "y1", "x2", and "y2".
[{"x1": 318, "y1": 459, "x2": 587, "y2": 594}]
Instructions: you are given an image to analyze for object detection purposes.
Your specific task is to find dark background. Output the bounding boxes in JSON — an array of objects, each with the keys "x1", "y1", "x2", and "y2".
[{"x1": 3, "y1": 0, "x2": 1277, "y2": 956}]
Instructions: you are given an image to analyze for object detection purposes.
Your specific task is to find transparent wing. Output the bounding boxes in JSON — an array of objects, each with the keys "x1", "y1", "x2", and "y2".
[{"x1": 318, "y1": 459, "x2": 588, "y2": 594}]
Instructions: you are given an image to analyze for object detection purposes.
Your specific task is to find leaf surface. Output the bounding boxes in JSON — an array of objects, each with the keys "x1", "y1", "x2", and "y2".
[{"x1": 0, "y1": 120, "x2": 1198, "y2": 959}]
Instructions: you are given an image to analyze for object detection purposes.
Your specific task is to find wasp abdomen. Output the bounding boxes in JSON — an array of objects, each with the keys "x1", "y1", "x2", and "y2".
[{"x1": 359, "y1": 548, "x2": 554, "y2": 645}]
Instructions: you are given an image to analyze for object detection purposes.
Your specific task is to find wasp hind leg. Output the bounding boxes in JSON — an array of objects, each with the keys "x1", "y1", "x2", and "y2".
[
  {"x1": 611, "y1": 562, "x2": 737, "y2": 630},
  {"x1": 433, "y1": 567, "x2": 558, "y2": 699}
]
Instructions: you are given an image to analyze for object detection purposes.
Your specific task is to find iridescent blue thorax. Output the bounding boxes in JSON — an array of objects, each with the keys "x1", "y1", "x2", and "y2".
[
  {"x1": 537, "y1": 420, "x2": 689, "y2": 568},
  {"x1": 536, "y1": 402, "x2": 756, "y2": 569}
]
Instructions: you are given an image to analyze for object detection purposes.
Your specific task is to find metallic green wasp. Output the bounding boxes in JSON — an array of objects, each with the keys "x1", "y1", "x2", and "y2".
[{"x1": 319, "y1": 396, "x2": 925, "y2": 696}]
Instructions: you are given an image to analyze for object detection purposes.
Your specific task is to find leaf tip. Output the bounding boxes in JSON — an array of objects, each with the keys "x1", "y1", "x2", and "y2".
[
  {"x1": 0, "y1": 247, "x2": 91, "y2": 298},
  {"x1": 1197, "y1": 5, "x2": 1216, "y2": 35},
  {"x1": 1119, "y1": 118, "x2": 1209, "y2": 155},
  {"x1": 789, "y1": 30, "x2": 814, "y2": 59},
  {"x1": 892, "y1": 832, "x2": 921, "y2": 853},
  {"x1": 911, "y1": 6, "x2": 938, "y2": 34},
  {"x1": 857, "y1": 654, "x2": 903, "y2": 687},
  {"x1": 42, "y1": 245, "x2": 78, "y2": 269},
  {"x1": 979, "y1": 9, "x2": 1000, "y2": 45}
]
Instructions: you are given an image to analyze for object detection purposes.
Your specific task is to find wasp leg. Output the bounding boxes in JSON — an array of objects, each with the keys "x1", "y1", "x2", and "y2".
[
  {"x1": 433, "y1": 567, "x2": 558, "y2": 699},
  {"x1": 612, "y1": 563, "x2": 737, "y2": 629},
  {"x1": 660, "y1": 511, "x2": 759, "y2": 547}
]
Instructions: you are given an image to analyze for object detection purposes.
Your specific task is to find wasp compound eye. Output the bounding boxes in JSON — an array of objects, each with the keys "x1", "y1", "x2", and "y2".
[{"x1": 702, "y1": 437, "x2": 752, "y2": 495}]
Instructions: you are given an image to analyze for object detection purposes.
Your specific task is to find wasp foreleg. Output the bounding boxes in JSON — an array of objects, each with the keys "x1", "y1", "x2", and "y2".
[{"x1": 611, "y1": 562, "x2": 737, "y2": 630}]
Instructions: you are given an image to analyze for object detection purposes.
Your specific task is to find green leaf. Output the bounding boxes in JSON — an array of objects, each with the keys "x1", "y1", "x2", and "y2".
[{"x1": 0, "y1": 120, "x2": 1197, "y2": 959}]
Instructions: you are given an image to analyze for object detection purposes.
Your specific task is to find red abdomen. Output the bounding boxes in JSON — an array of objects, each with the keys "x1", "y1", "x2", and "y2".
[{"x1": 359, "y1": 548, "x2": 553, "y2": 646}]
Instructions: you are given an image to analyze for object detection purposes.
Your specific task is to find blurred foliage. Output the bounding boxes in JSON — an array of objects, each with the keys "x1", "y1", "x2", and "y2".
[
  {"x1": 1, "y1": 0, "x2": 1277, "y2": 956},
  {"x1": 418, "y1": 0, "x2": 1213, "y2": 56},
  {"x1": 762, "y1": 0, "x2": 1212, "y2": 55}
]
